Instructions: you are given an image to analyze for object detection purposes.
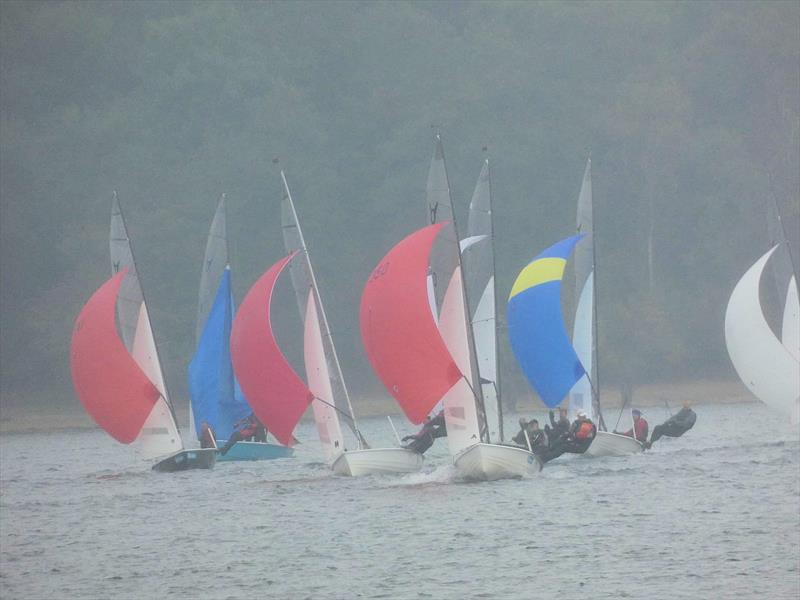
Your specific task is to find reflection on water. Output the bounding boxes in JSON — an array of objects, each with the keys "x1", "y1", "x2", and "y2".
[{"x1": 1, "y1": 402, "x2": 798, "y2": 599}]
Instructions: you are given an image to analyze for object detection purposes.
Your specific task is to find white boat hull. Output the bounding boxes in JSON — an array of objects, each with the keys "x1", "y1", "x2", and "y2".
[
  {"x1": 454, "y1": 443, "x2": 543, "y2": 481},
  {"x1": 584, "y1": 430, "x2": 644, "y2": 458},
  {"x1": 331, "y1": 448, "x2": 423, "y2": 477}
]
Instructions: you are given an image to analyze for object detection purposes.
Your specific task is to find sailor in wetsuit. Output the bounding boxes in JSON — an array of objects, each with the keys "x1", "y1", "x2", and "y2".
[
  {"x1": 402, "y1": 410, "x2": 446, "y2": 454},
  {"x1": 646, "y1": 401, "x2": 697, "y2": 448},
  {"x1": 541, "y1": 411, "x2": 597, "y2": 462},
  {"x1": 512, "y1": 418, "x2": 548, "y2": 454},
  {"x1": 545, "y1": 407, "x2": 570, "y2": 447},
  {"x1": 218, "y1": 414, "x2": 259, "y2": 455}
]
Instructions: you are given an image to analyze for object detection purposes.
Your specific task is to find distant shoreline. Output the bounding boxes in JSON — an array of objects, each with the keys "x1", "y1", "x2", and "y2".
[{"x1": 0, "y1": 378, "x2": 754, "y2": 436}]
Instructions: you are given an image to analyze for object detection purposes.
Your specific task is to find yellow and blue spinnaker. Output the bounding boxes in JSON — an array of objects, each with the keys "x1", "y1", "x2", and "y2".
[{"x1": 508, "y1": 234, "x2": 587, "y2": 408}]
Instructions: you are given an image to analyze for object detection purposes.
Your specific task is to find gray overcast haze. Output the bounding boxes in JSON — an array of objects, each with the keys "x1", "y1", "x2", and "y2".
[{"x1": 1, "y1": 0, "x2": 798, "y2": 414}]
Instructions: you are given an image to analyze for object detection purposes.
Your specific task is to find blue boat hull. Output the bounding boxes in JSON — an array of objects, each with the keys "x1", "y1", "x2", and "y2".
[{"x1": 217, "y1": 441, "x2": 294, "y2": 461}]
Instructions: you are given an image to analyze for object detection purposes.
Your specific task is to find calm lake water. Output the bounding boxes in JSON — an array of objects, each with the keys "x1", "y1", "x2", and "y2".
[{"x1": 1, "y1": 401, "x2": 798, "y2": 599}]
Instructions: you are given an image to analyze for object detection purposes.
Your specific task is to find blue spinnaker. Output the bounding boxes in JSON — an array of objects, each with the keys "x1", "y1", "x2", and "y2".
[
  {"x1": 188, "y1": 268, "x2": 251, "y2": 439},
  {"x1": 508, "y1": 234, "x2": 586, "y2": 408}
]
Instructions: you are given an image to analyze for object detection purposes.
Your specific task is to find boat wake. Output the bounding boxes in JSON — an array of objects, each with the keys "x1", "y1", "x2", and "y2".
[{"x1": 382, "y1": 463, "x2": 459, "y2": 488}]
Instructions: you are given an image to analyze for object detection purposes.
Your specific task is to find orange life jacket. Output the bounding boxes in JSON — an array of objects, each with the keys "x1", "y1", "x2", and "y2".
[{"x1": 575, "y1": 421, "x2": 594, "y2": 440}]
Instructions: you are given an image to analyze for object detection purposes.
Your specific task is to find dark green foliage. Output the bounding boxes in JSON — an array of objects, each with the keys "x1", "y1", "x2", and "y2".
[{"x1": 1, "y1": 1, "x2": 797, "y2": 408}]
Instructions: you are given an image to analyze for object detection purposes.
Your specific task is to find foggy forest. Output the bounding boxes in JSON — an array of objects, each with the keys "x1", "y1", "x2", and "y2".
[{"x1": 1, "y1": 0, "x2": 798, "y2": 412}]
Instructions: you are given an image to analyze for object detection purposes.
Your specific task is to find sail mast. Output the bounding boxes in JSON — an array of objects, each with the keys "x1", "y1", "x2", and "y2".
[
  {"x1": 280, "y1": 170, "x2": 363, "y2": 446},
  {"x1": 428, "y1": 133, "x2": 489, "y2": 442},
  {"x1": 586, "y1": 160, "x2": 605, "y2": 430},
  {"x1": 485, "y1": 157, "x2": 504, "y2": 441}
]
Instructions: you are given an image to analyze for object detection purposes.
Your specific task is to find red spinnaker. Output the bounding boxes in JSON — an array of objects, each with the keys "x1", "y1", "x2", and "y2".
[
  {"x1": 230, "y1": 252, "x2": 313, "y2": 446},
  {"x1": 360, "y1": 223, "x2": 461, "y2": 424},
  {"x1": 70, "y1": 269, "x2": 160, "y2": 444}
]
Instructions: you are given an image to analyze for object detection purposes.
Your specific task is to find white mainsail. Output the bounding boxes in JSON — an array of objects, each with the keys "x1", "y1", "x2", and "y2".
[
  {"x1": 304, "y1": 291, "x2": 346, "y2": 462},
  {"x1": 725, "y1": 246, "x2": 800, "y2": 424},
  {"x1": 569, "y1": 159, "x2": 596, "y2": 421},
  {"x1": 111, "y1": 194, "x2": 183, "y2": 460},
  {"x1": 438, "y1": 266, "x2": 482, "y2": 455},
  {"x1": 462, "y1": 159, "x2": 503, "y2": 442},
  {"x1": 131, "y1": 304, "x2": 182, "y2": 459}
]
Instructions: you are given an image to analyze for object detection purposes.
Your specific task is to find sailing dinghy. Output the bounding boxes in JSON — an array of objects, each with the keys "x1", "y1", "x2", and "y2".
[
  {"x1": 188, "y1": 195, "x2": 293, "y2": 460},
  {"x1": 725, "y1": 245, "x2": 800, "y2": 424},
  {"x1": 280, "y1": 171, "x2": 421, "y2": 476},
  {"x1": 568, "y1": 160, "x2": 644, "y2": 457},
  {"x1": 424, "y1": 135, "x2": 542, "y2": 479},
  {"x1": 70, "y1": 194, "x2": 216, "y2": 472}
]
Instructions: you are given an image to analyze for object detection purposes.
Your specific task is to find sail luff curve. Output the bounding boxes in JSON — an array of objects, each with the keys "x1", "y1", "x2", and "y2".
[{"x1": 230, "y1": 251, "x2": 314, "y2": 446}]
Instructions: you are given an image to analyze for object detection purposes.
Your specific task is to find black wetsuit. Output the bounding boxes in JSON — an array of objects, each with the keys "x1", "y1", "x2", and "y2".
[
  {"x1": 545, "y1": 411, "x2": 570, "y2": 446},
  {"x1": 512, "y1": 427, "x2": 548, "y2": 454},
  {"x1": 650, "y1": 408, "x2": 696, "y2": 444},
  {"x1": 403, "y1": 413, "x2": 446, "y2": 454},
  {"x1": 541, "y1": 419, "x2": 596, "y2": 462}
]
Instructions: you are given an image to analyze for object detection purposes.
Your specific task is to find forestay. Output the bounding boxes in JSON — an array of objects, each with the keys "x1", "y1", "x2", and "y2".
[
  {"x1": 462, "y1": 158, "x2": 503, "y2": 442},
  {"x1": 508, "y1": 235, "x2": 587, "y2": 408}
]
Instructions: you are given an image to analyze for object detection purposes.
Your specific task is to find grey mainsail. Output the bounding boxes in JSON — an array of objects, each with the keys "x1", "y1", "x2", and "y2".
[
  {"x1": 462, "y1": 158, "x2": 503, "y2": 441},
  {"x1": 569, "y1": 159, "x2": 602, "y2": 426},
  {"x1": 110, "y1": 192, "x2": 143, "y2": 353},
  {"x1": 195, "y1": 194, "x2": 229, "y2": 344}
]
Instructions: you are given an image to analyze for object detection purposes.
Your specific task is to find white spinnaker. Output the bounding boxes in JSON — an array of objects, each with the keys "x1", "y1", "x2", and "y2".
[
  {"x1": 725, "y1": 247, "x2": 800, "y2": 425},
  {"x1": 471, "y1": 278, "x2": 500, "y2": 442},
  {"x1": 782, "y1": 276, "x2": 799, "y2": 362},
  {"x1": 569, "y1": 271, "x2": 594, "y2": 420},
  {"x1": 131, "y1": 303, "x2": 183, "y2": 460},
  {"x1": 438, "y1": 266, "x2": 482, "y2": 455},
  {"x1": 304, "y1": 291, "x2": 346, "y2": 463}
]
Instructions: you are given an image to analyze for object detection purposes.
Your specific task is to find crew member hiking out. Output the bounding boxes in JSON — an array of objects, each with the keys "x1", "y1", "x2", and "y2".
[
  {"x1": 402, "y1": 410, "x2": 446, "y2": 455},
  {"x1": 541, "y1": 411, "x2": 597, "y2": 462},
  {"x1": 647, "y1": 401, "x2": 696, "y2": 448}
]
